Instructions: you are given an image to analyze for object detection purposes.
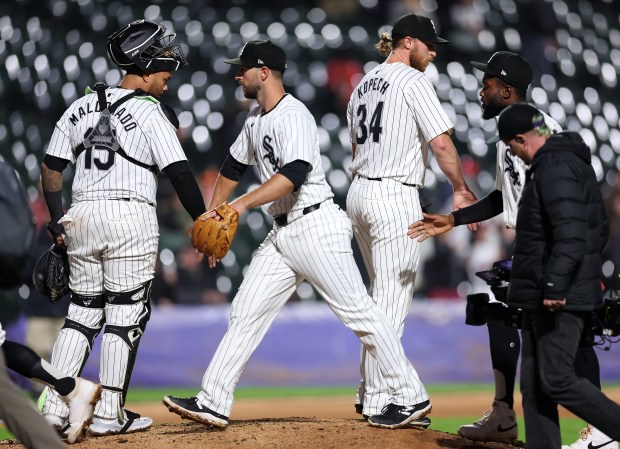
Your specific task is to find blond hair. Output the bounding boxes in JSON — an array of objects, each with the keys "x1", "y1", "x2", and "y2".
[{"x1": 374, "y1": 32, "x2": 394, "y2": 57}]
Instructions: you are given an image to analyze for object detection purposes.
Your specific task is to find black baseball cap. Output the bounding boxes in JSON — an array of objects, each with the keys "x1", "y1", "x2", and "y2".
[
  {"x1": 487, "y1": 103, "x2": 545, "y2": 144},
  {"x1": 391, "y1": 13, "x2": 449, "y2": 44},
  {"x1": 471, "y1": 51, "x2": 532, "y2": 90},
  {"x1": 224, "y1": 40, "x2": 287, "y2": 72}
]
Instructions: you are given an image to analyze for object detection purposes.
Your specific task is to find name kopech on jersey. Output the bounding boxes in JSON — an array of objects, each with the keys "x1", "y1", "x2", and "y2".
[
  {"x1": 347, "y1": 62, "x2": 453, "y2": 186},
  {"x1": 45, "y1": 87, "x2": 186, "y2": 205}
]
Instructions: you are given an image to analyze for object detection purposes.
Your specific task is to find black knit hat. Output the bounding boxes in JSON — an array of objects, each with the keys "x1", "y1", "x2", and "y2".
[{"x1": 487, "y1": 103, "x2": 545, "y2": 144}]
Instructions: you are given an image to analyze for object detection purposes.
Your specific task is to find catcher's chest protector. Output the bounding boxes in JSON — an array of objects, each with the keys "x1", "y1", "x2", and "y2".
[
  {"x1": 74, "y1": 84, "x2": 158, "y2": 173},
  {"x1": 0, "y1": 160, "x2": 36, "y2": 288}
]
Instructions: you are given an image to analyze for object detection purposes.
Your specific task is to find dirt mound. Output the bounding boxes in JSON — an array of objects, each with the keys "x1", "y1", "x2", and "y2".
[{"x1": 0, "y1": 418, "x2": 524, "y2": 449}]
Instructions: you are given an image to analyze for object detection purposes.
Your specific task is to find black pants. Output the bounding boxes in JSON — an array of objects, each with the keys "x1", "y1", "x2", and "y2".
[
  {"x1": 488, "y1": 320, "x2": 600, "y2": 408},
  {"x1": 521, "y1": 310, "x2": 620, "y2": 449}
]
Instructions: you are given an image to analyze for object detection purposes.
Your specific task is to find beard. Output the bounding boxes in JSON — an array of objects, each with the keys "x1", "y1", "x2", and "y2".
[
  {"x1": 243, "y1": 87, "x2": 258, "y2": 100},
  {"x1": 409, "y1": 53, "x2": 428, "y2": 72},
  {"x1": 482, "y1": 97, "x2": 506, "y2": 120}
]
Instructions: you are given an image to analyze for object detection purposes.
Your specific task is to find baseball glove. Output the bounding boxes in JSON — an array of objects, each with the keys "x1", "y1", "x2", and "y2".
[
  {"x1": 32, "y1": 244, "x2": 70, "y2": 302},
  {"x1": 191, "y1": 202, "x2": 239, "y2": 259}
]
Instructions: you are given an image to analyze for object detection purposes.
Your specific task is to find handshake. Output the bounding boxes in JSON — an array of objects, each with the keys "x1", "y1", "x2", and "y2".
[{"x1": 191, "y1": 202, "x2": 239, "y2": 260}]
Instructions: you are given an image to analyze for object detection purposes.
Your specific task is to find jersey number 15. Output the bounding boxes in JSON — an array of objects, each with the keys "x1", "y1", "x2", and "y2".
[{"x1": 355, "y1": 102, "x2": 384, "y2": 144}]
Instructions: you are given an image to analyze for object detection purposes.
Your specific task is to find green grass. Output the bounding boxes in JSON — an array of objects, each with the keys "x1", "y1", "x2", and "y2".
[
  {"x1": 0, "y1": 429, "x2": 12, "y2": 441},
  {"x1": 125, "y1": 382, "x2": 500, "y2": 403}
]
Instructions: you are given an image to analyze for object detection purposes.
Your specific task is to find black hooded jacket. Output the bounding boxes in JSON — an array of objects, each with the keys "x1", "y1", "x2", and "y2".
[{"x1": 507, "y1": 132, "x2": 608, "y2": 311}]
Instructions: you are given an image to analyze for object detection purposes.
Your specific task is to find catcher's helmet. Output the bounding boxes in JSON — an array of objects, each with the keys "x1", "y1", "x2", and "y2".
[
  {"x1": 107, "y1": 20, "x2": 187, "y2": 73},
  {"x1": 32, "y1": 245, "x2": 70, "y2": 302}
]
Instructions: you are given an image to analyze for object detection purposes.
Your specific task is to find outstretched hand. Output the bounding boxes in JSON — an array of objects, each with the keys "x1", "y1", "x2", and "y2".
[
  {"x1": 408, "y1": 213, "x2": 455, "y2": 242},
  {"x1": 453, "y1": 189, "x2": 480, "y2": 232}
]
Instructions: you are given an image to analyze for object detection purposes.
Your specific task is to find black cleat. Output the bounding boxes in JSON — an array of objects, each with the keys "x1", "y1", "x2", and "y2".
[
  {"x1": 367, "y1": 400, "x2": 432, "y2": 429},
  {"x1": 163, "y1": 396, "x2": 229, "y2": 428},
  {"x1": 357, "y1": 402, "x2": 431, "y2": 427}
]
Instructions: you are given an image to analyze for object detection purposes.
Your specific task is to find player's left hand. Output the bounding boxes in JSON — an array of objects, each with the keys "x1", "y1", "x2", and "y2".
[
  {"x1": 543, "y1": 298, "x2": 566, "y2": 312},
  {"x1": 453, "y1": 188, "x2": 480, "y2": 232},
  {"x1": 408, "y1": 213, "x2": 454, "y2": 242}
]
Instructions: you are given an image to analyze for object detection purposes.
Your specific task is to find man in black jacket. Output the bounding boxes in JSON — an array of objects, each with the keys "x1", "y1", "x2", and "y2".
[{"x1": 496, "y1": 103, "x2": 620, "y2": 449}]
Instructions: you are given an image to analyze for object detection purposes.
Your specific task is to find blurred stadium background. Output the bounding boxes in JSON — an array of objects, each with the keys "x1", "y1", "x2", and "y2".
[{"x1": 1, "y1": 0, "x2": 620, "y2": 389}]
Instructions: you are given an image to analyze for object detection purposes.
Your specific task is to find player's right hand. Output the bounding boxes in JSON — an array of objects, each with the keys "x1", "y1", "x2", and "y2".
[
  {"x1": 453, "y1": 188, "x2": 480, "y2": 231},
  {"x1": 408, "y1": 213, "x2": 455, "y2": 242}
]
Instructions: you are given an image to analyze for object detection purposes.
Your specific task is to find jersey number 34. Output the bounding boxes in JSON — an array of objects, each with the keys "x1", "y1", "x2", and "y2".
[{"x1": 355, "y1": 102, "x2": 384, "y2": 144}]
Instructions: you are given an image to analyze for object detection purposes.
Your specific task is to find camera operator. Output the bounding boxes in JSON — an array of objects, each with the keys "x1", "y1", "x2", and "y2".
[
  {"x1": 409, "y1": 53, "x2": 612, "y2": 448},
  {"x1": 498, "y1": 104, "x2": 620, "y2": 449}
]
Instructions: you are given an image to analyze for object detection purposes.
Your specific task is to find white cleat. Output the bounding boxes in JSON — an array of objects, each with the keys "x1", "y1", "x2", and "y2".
[
  {"x1": 60, "y1": 378, "x2": 102, "y2": 444},
  {"x1": 458, "y1": 400, "x2": 518, "y2": 442},
  {"x1": 89, "y1": 409, "x2": 153, "y2": 436},
  {"x1": 561, "y1": 426, "x2": 618, "y2": 449}
]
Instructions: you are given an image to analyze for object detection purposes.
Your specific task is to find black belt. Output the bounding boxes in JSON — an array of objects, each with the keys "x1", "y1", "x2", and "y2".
[
  {"x1": 110, "y1": 197, "x2": 155, "y2": 207},
  {"x1": 356, "y1": 174, "x2": 418, "y2": 188},
  {"x1": 274, "y1": 203, "x2": 321, "y2": 227}
]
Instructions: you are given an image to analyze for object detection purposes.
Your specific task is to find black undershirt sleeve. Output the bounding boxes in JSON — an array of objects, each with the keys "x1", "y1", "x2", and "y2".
[
  {"x1": 452, "y1": 189, "x2": 504, "y2": 226},
  {"x1": 278, "y1": 160, "x2": 311, "y2": 191},
  {"x1": 220, "y1": 153, "x2": 249, "y2": 182},
  {"x1": 164, "y1": 161, "x2": 206, "y2": 220},
  {"x1": 43, "y1": 154, "x2": 70, "y2": 172}
]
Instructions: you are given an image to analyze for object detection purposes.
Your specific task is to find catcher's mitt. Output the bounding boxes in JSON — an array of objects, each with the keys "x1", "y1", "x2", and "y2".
[
  {"x1": 32, "y1": 244, "x2": 70, "y2": 301},
  {"x1": 191, "y1": 202, "x2": 239, "y2": 259}
]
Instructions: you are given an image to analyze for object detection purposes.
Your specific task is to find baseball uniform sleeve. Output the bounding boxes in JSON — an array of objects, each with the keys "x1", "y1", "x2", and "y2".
[
  {"x1": 346, "y1": 98, "x2": 355, "y2": 144},
  {"x1": 147, "y1": 105, "x2": 187, "y2": 169},
  {"x1": 229, "y1": 113, "x2": 256, "y2": 166},
  {"x1": 495, "y1": 143, "x2": 505, "y2": 191},
  {"x1": 276, "y1": 112, "x2": 315, "y2": 167},
  {"x1": 46, "y1": 113, "x2": 76, "y2": 164},
  {"x1": 408, "y1": 76, "x2": 453, "y2": 142}
]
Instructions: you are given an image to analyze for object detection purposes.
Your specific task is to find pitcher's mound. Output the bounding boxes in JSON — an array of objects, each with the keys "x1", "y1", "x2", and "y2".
[{"x1": 1, "y1": 417, "x2": 523, "y2": 449}]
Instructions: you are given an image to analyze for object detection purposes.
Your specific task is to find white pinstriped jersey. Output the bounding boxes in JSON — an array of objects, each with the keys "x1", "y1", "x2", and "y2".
[
  {"x1": 495, "y1": 110, "x2": 561, "y2": 228},
  {"x1": 347, "y1": 62, "x2": 453, "y2": 185},
  {"x1": 46, "y1": 87, "x2": 187, "y2": 205},
  {"x1": 229, "y1": 94, "x2": 333, "y2": 216}
]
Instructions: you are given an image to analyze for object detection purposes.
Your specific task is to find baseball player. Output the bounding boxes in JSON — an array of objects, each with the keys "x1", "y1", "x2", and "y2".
[
  {"x1": 345, "y1": 13, "x2": 477, "y2": 420},
  {"x1": 163, "y1": 40, "x2": 431, "y2": 430},
  {"x1": 409, "y1": 52, "x2": 616, "y2": 449},
  {"x1": 39, "y1": 20, "x2": 206, "y2": 436}
]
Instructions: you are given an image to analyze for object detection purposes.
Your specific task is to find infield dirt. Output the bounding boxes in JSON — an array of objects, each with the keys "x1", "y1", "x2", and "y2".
[{"x1": 3, "y1": 389, "x2": 619, "y2": 449}]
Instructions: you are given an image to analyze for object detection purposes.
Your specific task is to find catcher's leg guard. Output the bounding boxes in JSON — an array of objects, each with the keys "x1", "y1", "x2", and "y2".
[
  {"x1": 95, "y1": 281, "x2": 152, "y2": 420},
  {"x1": 41, "y1": 292, "x2": 105, "y2": 419}
]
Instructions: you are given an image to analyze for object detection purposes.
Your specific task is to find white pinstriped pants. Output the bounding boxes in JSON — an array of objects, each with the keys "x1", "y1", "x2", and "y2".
[
  {"x1": 197, "y1": 201, "x2": 427, "y2": 417},
  {"x1": 346, "y1": 176, "x2": 424, "y2": 416},
  {"x1": 61, "y1": 199, "x2": 159, "y2": 295}
]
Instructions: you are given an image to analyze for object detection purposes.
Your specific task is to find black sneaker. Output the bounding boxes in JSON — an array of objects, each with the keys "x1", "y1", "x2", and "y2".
[
  {"x1": 163, "y1": 396, "x2": 229, "y2": 428},
  {"x1": 367, "y1": 401, "x2": 432, "y2": 429},
  {"x1": 356, "y1": 402, "x2": 432, "y2": 428}
]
